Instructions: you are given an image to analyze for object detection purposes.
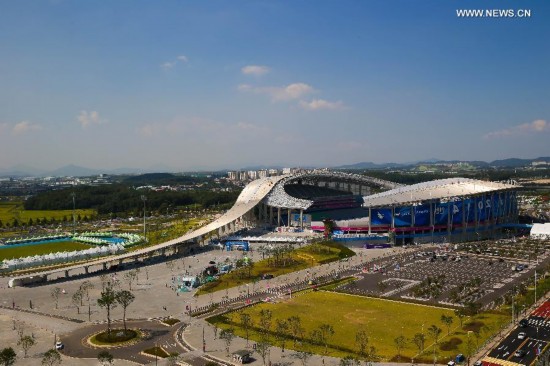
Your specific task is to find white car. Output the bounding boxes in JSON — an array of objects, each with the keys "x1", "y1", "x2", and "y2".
[
  {"x1": 518, "y1": 332, "x2": 526, "y2": 340},
  {"x1": 55, "y1": 341, "x2": 63, "y2": 350}
]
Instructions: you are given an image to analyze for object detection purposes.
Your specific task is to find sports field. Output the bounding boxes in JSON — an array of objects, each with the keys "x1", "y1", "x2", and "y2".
[
  {"x1": 0, "y1": 241, "x2": 92, "y2": 261},
  {"x1": 209, "y1": 291, "x2": 509, "y2": 362}
]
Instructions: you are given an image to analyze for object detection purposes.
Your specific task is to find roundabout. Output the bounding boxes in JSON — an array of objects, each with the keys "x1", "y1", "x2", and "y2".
[
  {"x1": 87, "y1": 328, "x2": 141, "y2": 348},
  {"x1": 61, "y1": 320, "x2": 185, "y2": 364}
]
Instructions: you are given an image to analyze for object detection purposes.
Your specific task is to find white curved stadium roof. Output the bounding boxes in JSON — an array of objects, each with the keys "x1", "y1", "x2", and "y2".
[{"x1": 361, "y1": 178, "x2": 518, "y2": 208}]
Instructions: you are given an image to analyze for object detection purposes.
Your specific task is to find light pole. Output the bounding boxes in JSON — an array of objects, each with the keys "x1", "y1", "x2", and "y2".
[
  {"x1": 71, "y1": 192, "x2": 76, "y2": 236},
  {"x1": 141, "y1": 195, "x2": 147, "y2": 241}
]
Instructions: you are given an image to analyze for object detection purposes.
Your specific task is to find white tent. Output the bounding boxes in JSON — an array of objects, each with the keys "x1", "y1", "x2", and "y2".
[{"x1": 530, "y1": 223, "x2": 550, "y2": 239}]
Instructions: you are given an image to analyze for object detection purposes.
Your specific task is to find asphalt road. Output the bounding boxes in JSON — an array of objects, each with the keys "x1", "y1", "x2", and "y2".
[
  {"x1": 60, "y1": 319, "x2": 186, "y2": 365},
  {"x1": 488, "y1": 301, "x2": 550, "y2": 366}
]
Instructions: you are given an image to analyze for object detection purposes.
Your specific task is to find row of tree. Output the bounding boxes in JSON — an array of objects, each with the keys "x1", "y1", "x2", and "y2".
[{"x1": 24, "y1": 184, "x2": 239, "y2": 215}]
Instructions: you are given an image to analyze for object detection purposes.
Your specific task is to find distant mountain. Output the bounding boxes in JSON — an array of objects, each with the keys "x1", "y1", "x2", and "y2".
[
  {"x1": 1, "y1": 156, "x2": 549, "y2": 178},
  {"x1": 489, "y1": 157, "x2": 550, "y2": 167},
  {"x1": 335, "y1": 157, "x2": 550, "y2": 170},
  {"x1": 335, "y1": 161, "x2": 408, "y2": 169},
  {"x1": 48, "y1": 165, "x2": 104, "y2": 177},
  {"x1": 0, "y1": 164, "x2": 48, "y2": 177},
  {"x1": 123, "y1": 173, "x2": 204, "y2": 185}
]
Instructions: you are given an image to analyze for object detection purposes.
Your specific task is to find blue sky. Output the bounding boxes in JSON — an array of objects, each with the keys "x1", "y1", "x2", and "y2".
[{"x1": 1, "y1": 0, "x2": 549, "y2": 171}]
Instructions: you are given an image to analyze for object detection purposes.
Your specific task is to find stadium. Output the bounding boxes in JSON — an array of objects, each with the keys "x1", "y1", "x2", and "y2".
[{"x1": 250, "y1": 171, "x2": 520, "y2": 245}]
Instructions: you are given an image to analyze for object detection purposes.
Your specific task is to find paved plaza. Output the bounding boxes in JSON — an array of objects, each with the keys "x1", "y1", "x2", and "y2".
[{"x1": 1, "y1": 241, "x2": 548, "y2": 365}]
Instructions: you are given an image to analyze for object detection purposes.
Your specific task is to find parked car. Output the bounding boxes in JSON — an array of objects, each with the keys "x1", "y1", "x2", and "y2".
[
  {"x1": 474, "y1": 361, "x2": 483, "y2": 366},
  {"x1": 55, "y1": 341, "x2": 64, "y2": 350},
  {"x1": 262, "y1": 274, "x2": 274, "y2": 280},
  {"x1": 518, "y1": 332, "x2": 526, "y2": 340}
]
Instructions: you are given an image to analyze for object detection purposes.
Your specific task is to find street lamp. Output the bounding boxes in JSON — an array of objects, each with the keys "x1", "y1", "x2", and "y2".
[
  {"x1": 141, "y1": 195, "x2": 147, "y2": 240},
  {"x1": 70, "y1": 192, "x2": 76, "y2": 236}
]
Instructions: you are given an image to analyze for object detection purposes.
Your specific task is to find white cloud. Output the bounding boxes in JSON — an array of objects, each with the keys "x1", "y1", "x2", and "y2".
[
  {"x1": 12, "y1": 121, "x2": 41, "y2": 135},
  {"x1": 299, "y1": 99, "x2": 345, "y2": 111},
  {"x1": 238, "y1": 82, "x2": 315, "y2": 102},
  {"x1": 241, "y1": 65, "x2": 270, "y2": 76},
  {"x1": 160, "y1": 61, "x2": 176, "y2": 70},
  {"x1": 77, "y1": 110, "x2": 106, "y2": 128},
  {"x1": 161, "y1": 55, "x2": 189, "y2": 70},
  {"x1": 484, "y1": 119, "x2": 549, "y2": 139}
]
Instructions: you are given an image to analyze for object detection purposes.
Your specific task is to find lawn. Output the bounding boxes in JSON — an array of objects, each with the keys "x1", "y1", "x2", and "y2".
[
  {"x1": 208, "y1": 291, "x2": 509, "y2": 363},
  {"x1": 0, "y1": 241, "x2": 92, "y2": 261},
  {"x1": 196, "y1": 241, "x2": 354, "y2": 295},
  {"x1": 0, "y1": 201, "x2": 95, "y2": 225}
]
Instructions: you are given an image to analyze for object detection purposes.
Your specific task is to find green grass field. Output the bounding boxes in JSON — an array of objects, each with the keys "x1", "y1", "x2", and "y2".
[
  {"x1": 0, "y1": 241, "x2": 92, "y2": 261},
  {"x1": 0, "y1": 201, "x2": 95, "y2": 225},
  {"x1": 209, "y1": 291, "x2": 509, "y2": 363},
  {"x1": 196, "y1": 242, "x2": 354, "y2": 295}
]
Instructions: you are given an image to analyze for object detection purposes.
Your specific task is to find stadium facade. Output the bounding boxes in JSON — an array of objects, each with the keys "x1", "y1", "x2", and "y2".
[{"x1": 251, "y1": 172, "x2": 519, "y2": 244}]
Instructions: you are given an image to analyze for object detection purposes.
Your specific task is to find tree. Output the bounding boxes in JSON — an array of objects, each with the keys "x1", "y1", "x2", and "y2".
[
  {"x1": 428, "y1": 325, "x2": 442, "y2": 365},
  {"x1": 167, "y1": 354, "x2": 182, "y2": 366},
  {"x1": 255, "y1": 340, "x2": 272, "y2": 366},
  {"x1": 97, "y1": 350, "x2": 114, "y2": 365},
  {"x1": 394, "y1": 335, "x2": 407, "y2": 362},
  {"x1": 51, "y1": 287, "x2": 61, "y2": 309},
  {"x1": 275, "y1": 319, "x2": 289, "y2": 352},
  {"x1": 99, "y1": 274, "x2": 109, "y2": 291},
  {"x1": 288, "y1": 316, "x2": 304, "y2": 347},
  {"x1": 290, "y1": 350, "x2": 312, "y2": 366},
  {"x1": 124, "y1": 270, "x2": 137, "y2": 290},
  {"x1": 318, "y1": 324, "x2": 335, "y2": 355},
  {"x1": 41, "y1": 349, "x2": 62, "y2": 366},
  {"x1": 355, "y1": 329, "x2": 369, "y2": 358},
  {"x1": 0, "y1": 347, "x2": 16, "y2": 366},
  {"x1": 115, "y1": 290, "x2": 135, "y2": 334},
  {"x1": 412, "y1": 332, "x2": 426, "y2": 353},
  {"x1": 240, "y1": 313, "x2": 253, "y2": 348},
  {"x1": 454, "y1": 309, "x2": 466, "y2": 328},
  {"x1": 97, "y1": 284, "x2": 118, "y2": 338},
  {"x1": 72, "y1": 290, "x2": 83, "y2": 314},
  {"x1": 219, "y1": 328, "x2": 235, "y2": 356},
  {"x1": 441, "y1": 315, "x2": 454, "y2": 335},
  {"x1": 18, "y1": 335, "x2": 35, "y2": 358},
  {"x1": 247, "y1": 258, "x2": 255, "y2": 278},
  {"x1": 259, "y1": 309, "x2": 273, "y2": 335}
]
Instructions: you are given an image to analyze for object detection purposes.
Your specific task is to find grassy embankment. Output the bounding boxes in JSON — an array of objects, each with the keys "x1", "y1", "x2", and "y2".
[{"x1": 196, "y1": 241, "x2": 355, "y2": 295}]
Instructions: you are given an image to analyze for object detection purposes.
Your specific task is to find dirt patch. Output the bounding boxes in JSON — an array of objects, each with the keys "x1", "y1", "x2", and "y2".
[
  {"x1": 463, "y1": 321, "x2": 484, "y2": 333},
  {"x1": 342, "y1": 309, "x2": 378, "y2": 324},
  {"x1": 439, "y1": 337, "x2": 463, "y2": 351}
]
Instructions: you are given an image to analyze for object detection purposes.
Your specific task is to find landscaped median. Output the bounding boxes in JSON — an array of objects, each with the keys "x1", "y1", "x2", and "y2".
[
  {"x1": 87, "y1": 329, "x2": 142, "y2": 348},
  {"x1": 207, "y1": 291, "x2": 509, "y2": 363},
  {"x1": 196, "y1": 241, "x2": 355, "y2": 295}
]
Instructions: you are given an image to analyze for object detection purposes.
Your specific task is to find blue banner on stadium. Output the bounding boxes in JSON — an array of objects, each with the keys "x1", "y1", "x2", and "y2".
[
  {"x1": 413, "y1": 205, "x2": 430, "y2": 226},
  {"x1": 476, "y1": 196, "x2": 486, "y2": 221},
  {"x1": 434, "y1": 203, "x2": 448, "y2": 225},
  {"x1": 464, "y1": 199, "x2": 475, "y2": 223},
  {"x1": 371, "y1": 208, "x2": 392, "y2": 225},
  {"x1": 452, "y1": 201, "x2": 463, "y2": 224},
  {"x1": 394, "y1": 207, "x2": 412, "y2": 227}
]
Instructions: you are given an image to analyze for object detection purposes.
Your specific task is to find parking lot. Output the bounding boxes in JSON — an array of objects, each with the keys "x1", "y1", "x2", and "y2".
[{"x1": 339, "y1": 242, "x2": 549, "y2": 307}]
